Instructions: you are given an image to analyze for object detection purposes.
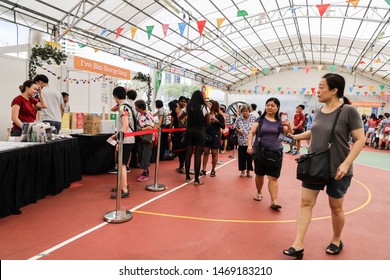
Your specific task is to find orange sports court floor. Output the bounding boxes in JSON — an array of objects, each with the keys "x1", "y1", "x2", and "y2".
[{"x1": 0, "y1": 145, "x2": 389, "y2": 260}]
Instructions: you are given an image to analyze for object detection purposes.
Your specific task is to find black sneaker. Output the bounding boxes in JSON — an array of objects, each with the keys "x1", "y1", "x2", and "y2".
[
  {"x1": 108, "y1": 167, "x2": 118, "y2": 174},
  {"x1": 110, "y1": 190, "x2": 130, "y2": 199},
  {"x1": 111, "y1": 185, "x2": 129, "y2": 192},
  {"x1": 126, "y1": 166, "x2": 130, "y2": 173}
]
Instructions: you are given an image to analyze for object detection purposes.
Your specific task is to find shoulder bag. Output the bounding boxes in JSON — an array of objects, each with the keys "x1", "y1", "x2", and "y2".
[{"x1": 295, "y1": 105, "x2": 343, "y2": 184}]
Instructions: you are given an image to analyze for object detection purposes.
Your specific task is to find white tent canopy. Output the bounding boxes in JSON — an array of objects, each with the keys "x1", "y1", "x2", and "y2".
[{"x1": 0, "y1": 0, "x2": 389, "y2": 87}]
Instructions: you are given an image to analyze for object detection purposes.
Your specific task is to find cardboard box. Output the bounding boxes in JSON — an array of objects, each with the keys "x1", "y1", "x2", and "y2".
[
  {"x1": 83, "y1": 120, "x2": 101, "y2": 134},
  {"x1": 70, "y1": 112, "x2": 84, "y2": 129},
  {"x1": 84, "y1": 114, "x2": 102, "y2": 122}
]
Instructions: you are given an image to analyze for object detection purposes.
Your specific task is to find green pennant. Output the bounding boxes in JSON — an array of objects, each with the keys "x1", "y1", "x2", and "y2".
[
  {"x1": 386, "y1": 0, "x2": 390, "y2": 6},
  {"x1": 77, "y1": 43, "x2": 86, "y2": 48},
  {"x1": 263, "y1": 67, "x2": 270, "y2": 75},
  {"x1": 380, "y1": 84, "x2": 385, "y2": 90},
  {"x1": 209, "y1": 64, "x2": 214, "y2": 69},
  {"x1": 237, "y1": 10, "x2": 248, "y2": 17},
  {"x1": 330, "y1": 65, "x2": 336, "y2": 72},
  {"x1": 372, "y1": 91, "x2": 377, "y2": 96},
  {"x1": 156, "y1": 70, "x2": 162, "y2": 93},
  {"x1": 277, "y1": 87, "x2": 282, "y2": 92},
  {"x1": 146, "y1": 25, "x2": 154, "y2": 40}
]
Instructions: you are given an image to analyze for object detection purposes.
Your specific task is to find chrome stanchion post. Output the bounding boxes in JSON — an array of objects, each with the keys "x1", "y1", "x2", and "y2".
[
  {"x1": 146, "y1": 127, "x2": 166, "y2": 192},
  {"x1": 104, "y1": 131, "x2": 132, "y2": 223}
]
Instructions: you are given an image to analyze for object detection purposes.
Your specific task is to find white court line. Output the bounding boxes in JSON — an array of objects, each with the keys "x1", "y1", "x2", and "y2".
[{"x1": 29, "y1": 158, "x2": 237, "y2": 260}]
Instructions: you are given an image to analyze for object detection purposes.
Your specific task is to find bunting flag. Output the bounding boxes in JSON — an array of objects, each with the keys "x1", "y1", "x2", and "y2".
[
  {"x1": 277, "y1": 87, "x2": 282, "y2": 92},
  {"x1": 100, "y1": 29, "x2": 108, "y2": 36},
  {"x1": 364, "y1": 92, "x2": 368, "y2": 95},
  {"x1": 358, "y1": 85, "x2": 364, "y2": 89},
  {"x1": 316, "y1": 4, "x2": 331, "y2": 17},
  {"x1": 385, "y1": 0, "x2": 390, "y2": 5},
  {"x1": 237, "y1": 10, "x2": 248, "y2": 17},
  {"x1": 372, "y1": 91, "x2": 376, "y2": 96},
  {"x1": 77, "y1": 43, "x2": 86, "y2": 48},
  {"x1": 178, "y1": 22, "x2": 187, "y2": 36},
  {"x1": 276, "y1": 67, "x2": 281, "y2": 74},
  {"x1": 131, "y1": 27, "x2": 138, "y2": 39},
  {"x1": 263, "y1": 67, "x2": 270, "y2": 75},
  {"x1": 311, "y1": 88, "x2": 316, "y2": 95},
  {"x1": 349, "y1": 86, "x2": 354, "y2": 93},
  {"x1": 254, "y1": 86, "x2": 260, "y2": 93},
  {"x1": 302, "y1": 87, "x2": 306, "y2": 93},
  {"x1": 330, "y1": 65, "x2": 336, "y2": 71},
  {"x1": 156, "y1": 70, "x2": 162, "y2": 93},
  {"x1": 217, "y1": 18, "x2": 225, "y2": 28},
  {"x1": 374, "y1": 58, "x2": 381, "y2": 63},
  {"x1": 94, "y1": 48, "x2": 99, "y2": 53},
  {"x1": 146, "y1": 26, "x2": 154, "y2": 40},
  {"x1": 305, "y1": 66, "x2": 310, "y2": 74},
  {"x1": 197, "y1": 20, "x2": 206, "y2": 36},
  {"x1": 293, "y1": 66, "x2": 299, "y2": 71},
  {"x1": 347, "y1": 0, "x2": 360, "y2": 8},
  {"x1": 293, "y1": 90, "x2": 297, "y2": 95},
  {"x1": 230, "y1": 64, "x2": 235, "y2": 71},
  {"x1": 252, "y1": 68, "x2": 257, "y2": 75},
  {"x1": 116, "y1": 27, "x2": 124, "y2": 38},
  {"x1": 209, "y1": 64, "x2": 214, "y2": 69},
  {"x1": 262, "y1": 86, "x2": 266, "y2": 92},
  {"x1": 380, "y1": 84, "x2": 385, "y2": 90},
  {"x1": 317, "y1": 65, "x2": 323, "y2": 71},
  {"x1": 162, "y1": 24, "x2": 169, "y2": 37},
  {"x1": 65, "y1": 29, "x2": 71, "y2": 35},
  {"x1": 380, "y1": 91, "x2": 385, "y2": 96},
  {"x1": 346, "y1": 64, "x2": 351, "y2": 71},
  {"x1": 359, "y1": 60, "x2": 366, "y2": 64},
  {"x1": 369, "y1": 85, "x2": 374, "y2": 92},
  {"x1": 356, "y1": 91, "x2": 360, "y2": 96}
]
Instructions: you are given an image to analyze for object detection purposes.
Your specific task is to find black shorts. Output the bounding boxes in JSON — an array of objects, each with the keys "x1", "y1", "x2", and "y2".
[
  {"x1": 293, "y1": 129, "x2": 304, "y2": 135},
  {"x1": 254, "y1": 159, "x2": 283, "y2": 178},
  {"x1": 204, "y1": 133, "x2": 221, "y2": 149},
  {"x1": 302, "y1": 175, "x2": 352, "y2": 198},
  {"x1": 117, "y1": 143, "x2": 133, "y2": 165}
]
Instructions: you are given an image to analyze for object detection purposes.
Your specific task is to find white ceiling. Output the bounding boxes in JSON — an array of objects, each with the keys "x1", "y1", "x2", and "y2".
[{"x1": 0, "y1": 0, "x2": 389, "y2": 87}]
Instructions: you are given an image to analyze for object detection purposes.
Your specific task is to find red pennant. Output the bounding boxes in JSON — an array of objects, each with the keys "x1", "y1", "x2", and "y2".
[
  {"x1": 116, "y1": 27, "x2": 124, "y2": 38},
  {"x1": 359, "y1": 61, "x2": 366, "y2": 64},
  {"x1": 197, "y1": 20, "x2": 206, "y2": 36},
  {"x1": 311, "y1": 87, "x2": 316, "y2": 94},
  {"x1": 358, "y1": 85, "x2": 364, "y2": 89},
  {"x1": 261, "y1": 86, "x2": 266, "y2": 92},
  {"x1": 316, "y1": 4, "x2": 330, "y2": 17},
  {"x1": 280, "y1": 91, "x2": 284, "y2": 95},
  {"x1": 293, "y1": 90, "x2": 297, "y2": 95},
  {"x1": 162, "y1": 24, "x2": 169, "y2": 37},
  {"x1": 364, "y1": 92, "x2": 368, "y2": 95},
  {"x1": 305, "y1": 66, "x2": 310, "y2": 74}
]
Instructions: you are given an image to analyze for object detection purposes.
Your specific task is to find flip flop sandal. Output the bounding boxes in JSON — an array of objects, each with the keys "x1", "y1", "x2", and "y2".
[
  {"x1": 240, "y1": 173, "x2": 246, "y2": 178},
  {"x1": 246, "y1": 173, "x2": 253, "y2": 178},
  {"x1": 270, "y1": 203, "x2": 282, "y2": 210},
  {"x1": 253, "y1": 194, "x2": 263, "y2": 201},
  {"x1": 194, "y1": 180, "x2": 204, "y2": 186}
]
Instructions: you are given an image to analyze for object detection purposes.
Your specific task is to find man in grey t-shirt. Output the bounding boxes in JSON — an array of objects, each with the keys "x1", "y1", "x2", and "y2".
[{"x1": 34, "y1": 74, "x2": 63, "y2": 133}]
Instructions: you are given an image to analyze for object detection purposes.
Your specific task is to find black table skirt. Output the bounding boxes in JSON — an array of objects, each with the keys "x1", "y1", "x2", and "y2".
[
  {"x1": 71, "y1": 134, "x2": 115, "y2": 174},
  {"x1": 0, "y1": 138, "x2": 82, "y2": 218}
]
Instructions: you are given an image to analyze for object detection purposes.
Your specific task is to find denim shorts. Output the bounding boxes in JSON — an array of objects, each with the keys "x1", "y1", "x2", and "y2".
[{"x1": 302, "y1": 175, "x2": 352, "y2": 198}]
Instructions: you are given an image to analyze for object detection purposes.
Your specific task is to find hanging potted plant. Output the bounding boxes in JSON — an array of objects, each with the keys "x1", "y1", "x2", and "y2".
[
  {"x1": 29, "y1": 44, "x2": 68, "y2": 79},
  {"x1": 133, "y1": 72, "x2": 153, "y2": 110}
]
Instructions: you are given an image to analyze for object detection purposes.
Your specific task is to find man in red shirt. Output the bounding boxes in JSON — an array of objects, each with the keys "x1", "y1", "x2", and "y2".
[{"x1": 286, "y1": 104, "x2": 305, "y2": 155}]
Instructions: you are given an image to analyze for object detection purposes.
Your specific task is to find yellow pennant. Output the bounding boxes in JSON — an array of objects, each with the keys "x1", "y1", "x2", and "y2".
[
  {"x1": 252, "y1": 68, "x2": 257, "y2": 75},
  {"x1": 317, "y1": 65, "x2": 323, "y2": 71},
  {"x1": 369, "y1": 85, "x2": 374, "y2": 92},
  {"x1": 217, "y1": 18, "x2": 225, "y2": 29},
  {"x1": 93, "y1": 48, "x2": 99, "y2": 53},
  {"x1": 131, "y1": 27, "x2": 138, "y2": 39},
  {"x1": 347, "y1": 0, "x2": 359, "y2": 8}
]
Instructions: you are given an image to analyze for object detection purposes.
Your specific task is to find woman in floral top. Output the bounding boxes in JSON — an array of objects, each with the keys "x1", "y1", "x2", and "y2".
[{"x1": 233, "y1": 104, "x2": 257, "y2": 178}]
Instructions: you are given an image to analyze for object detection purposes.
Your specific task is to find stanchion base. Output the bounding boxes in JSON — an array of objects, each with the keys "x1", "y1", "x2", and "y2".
[
  {"x1": 228, "y1": 155, "x2": 236, "y2": 159},
  {"x1": 104, "y1": 210, "x2": 133, "y2": 224},
  {"x1": 145, "y1": 183, "x2": 166, "y2": 192}
]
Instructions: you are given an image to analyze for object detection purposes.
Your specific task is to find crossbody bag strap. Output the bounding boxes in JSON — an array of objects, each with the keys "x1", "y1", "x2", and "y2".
[{"x1": 328, "y1": 104, "x2": 344, "y2": 149}]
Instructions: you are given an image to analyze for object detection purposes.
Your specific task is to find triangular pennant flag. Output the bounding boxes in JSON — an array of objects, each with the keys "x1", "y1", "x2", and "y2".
[
  {"x1": 94, "y1": 48, "x2": 99, "y2": 53},
  {"x1": 302, "y1": 87, "x2": 306, "y2": 93},
  {"x1": 358, "y1": 85, "x2": 364, "y2": 89},
  {"x1": 380, "y1": 91, "x2": 385, "y2": 96},
  {"x1": 293, "y1": 66, "x2": 299, "y2": 71},
  {"x1": 217, "y1": 18, "x2": 225, "y2": 28},
  {"x1": 311, "y1": 88, "x2": 316, "y2": 94},
  {"x1": 281, "y1": 91, "x2": 284, "y2": 95},
  {"x1": 116, "y1": 27, "x2": 124, "y2": 38},
  {"x1": 262, "y1": 86, "x2": 266, "y2": 92},
  {"x1": 369, "y1": 85, "x2": 374, "y2": 92},
  {"x1": 359, "y1": 60, "x2": 366, "y2": 64},
  {"x1": 316, "y1": 4, "x2": 331, "y2": 17},
  {"x1": 374, "y1": 58, "x2": 381, "y2": 63},
  {"x1": 330, "y1": 65, "x2": 336, "y2": 71},
  {"x1": 77, "y1": 43, "x2": 86, "y2": 48},
  {"x1": 346, "y1": 64, "x2": 351, "y2": 71},
  {"x1": 318, "y1": 65, "x2": 323, "y2": 71},
  {"x1": 380, "y1": 84, "x2": 385, "y2": 90},
  {"x1": 347, "y1": 0, "x2": 360, "y2": 8},
  {"x1": 252, "y1": 68, "x2": 257, "y2": 75},
  {"x1": 209, "y1": 64, "x2": 214, "y2": 69},
  {"x1": 178, "y1": 22, "x2": 187, "y2": 36},
  {"x1": 65, "y1": 29, "x2": 71, "y2": 35},
  {"x1": 277, "y1": 87, "x2": 282, "y2": 92},
  {"x1": 254, "y1": 86, "x2": 259, "y2": 93},
  {"x1": 197, "y1": 20, "x2": 206, "y2": 36},
  {"x1": 162, "y1": 24, "x2": 169, "y2": 37},
  {"x1": 131, "y1": 27, "x2": 138, "y2": 39},
  {"x1": 293, "y1": 90, "x2": 297, "y2": 95},
  {"x1": 267, "y1": 91, "x2": 271, "y2": 95},
  {"x1": 349, "y1": 86, "x2": 354, "y2": 93},
  {"x1": 356, "y1": 91, "x2": 360, "y2": 96},
  {"x1": 146, "y1": 25, "x2": 154, "y2": 40},
  {"x1": 372, "y1": 91, "x2": 377, "y2": 96},
  {"x1": 237, "y1": 10, "x2": 248, "y2": 17},
  {"x1": 100, "y1": 29, "x2": 108, "y2": 36},
  {"x1": 305, "y1": 66, "x2": 310, "y2": 74},
  {"x1": 386, "y1": 0, "x2": 390, "y2": 6},
  {"x1": 364, "y1": 92, "x2": 368, "y2": 95},
  {"x1": 263, "y1": 67, "x2": 270, "y2": 75},
  {"x1": 276, "y1": 67, "x2": 281, "y2": 74},
  {"x1": 230, "y1": 64, "x2": 235, "y2": 71}
]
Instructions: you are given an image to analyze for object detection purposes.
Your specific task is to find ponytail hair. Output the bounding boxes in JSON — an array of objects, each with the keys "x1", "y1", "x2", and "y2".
[
  {"x1": 19, "y1": 80, "x2": 35, "y2": 93},
  {"x1": 342, "y1": 96, "x2": 351, "y2": 105}
]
